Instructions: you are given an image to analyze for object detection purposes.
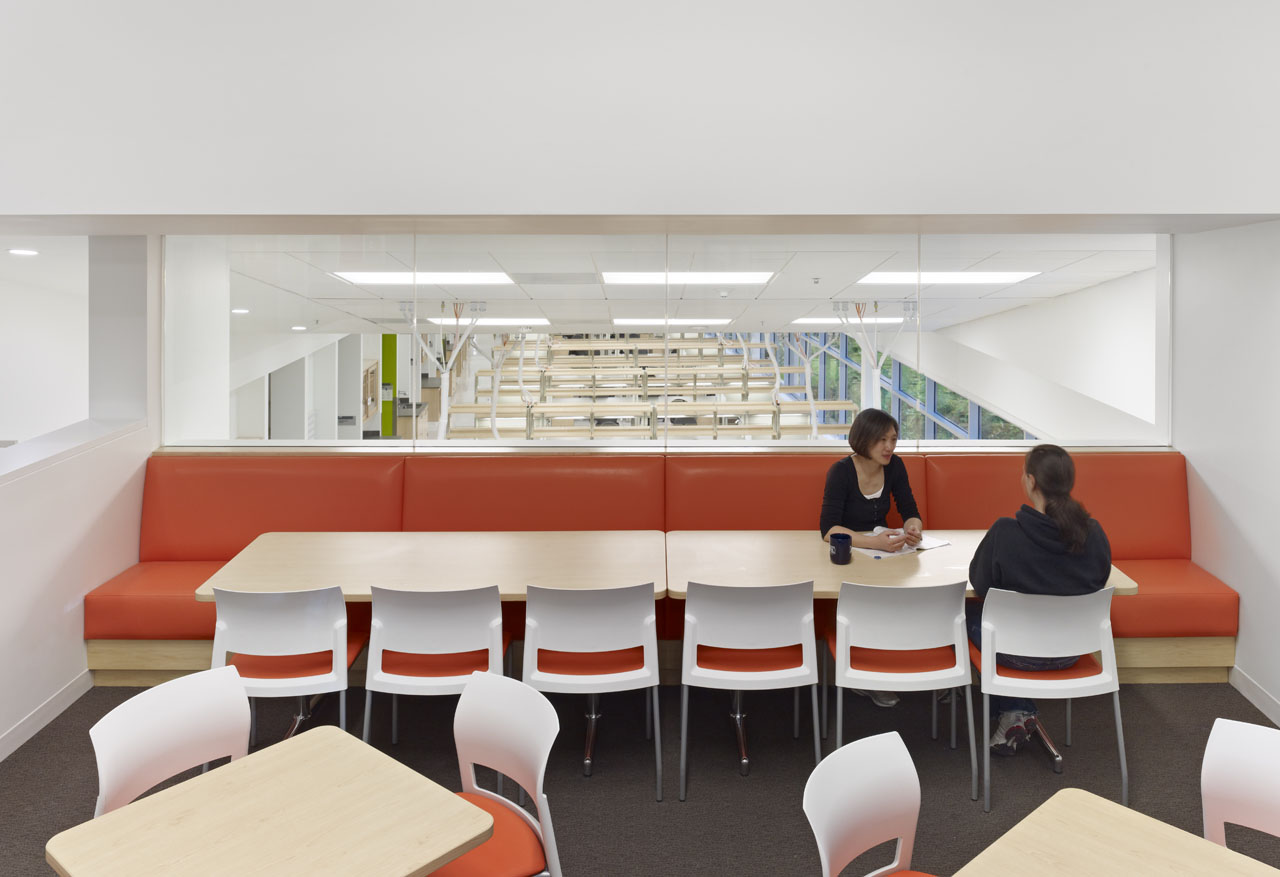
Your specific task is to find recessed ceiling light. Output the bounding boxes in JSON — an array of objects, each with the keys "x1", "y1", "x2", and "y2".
[
  {"x1": 793, "y1": 317, "x2": 904, "y2": 325},
  {"x1": 7, "y1": 248, "x2": 38, "y2": 256},
  {"x1": 231, "y1": 308, "x2": 250, "y2": 315},
  {"x1": 334, "y1": 271, "x2": 514, "y2": 285},
  {"x1": 425, "y1": 317, "x2": 550, "y2": 326},
  {"x1": 602, "y1": 272, "x2": 773, "y2": 285},
  {"x1": 612, "y1": 318, "x2": 732, "y2": 326},
  {"x1": 857, "y1": 271, "x2": 1039, "y2": 285},
  {"x1": 291, "y1": 325, "x2": 307, "y2": 332}
]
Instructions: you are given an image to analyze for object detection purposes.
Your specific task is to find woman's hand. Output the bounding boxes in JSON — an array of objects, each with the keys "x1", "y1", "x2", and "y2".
[
  {"x1": 902, "y1": 518, "x2": 923, "y2": 546},
  {"x1": 869, "y1": 529, "x2": 909, "y2": 552}
]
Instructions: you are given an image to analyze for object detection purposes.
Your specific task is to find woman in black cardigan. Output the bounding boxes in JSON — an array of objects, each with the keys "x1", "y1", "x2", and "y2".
[{"x1": 819, "y1": 408, "x2": 923, "y2": 708}]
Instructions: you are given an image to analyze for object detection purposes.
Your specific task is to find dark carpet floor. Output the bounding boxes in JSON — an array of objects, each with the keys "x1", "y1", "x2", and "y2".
[{"x1": 4, "y1": 682, "x2": 1280, "y2": 875}]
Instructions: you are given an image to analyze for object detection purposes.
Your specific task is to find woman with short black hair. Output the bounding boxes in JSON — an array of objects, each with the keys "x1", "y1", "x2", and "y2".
[{"x1": 819, "y1": 408, "x2": 923, "y2": 552}]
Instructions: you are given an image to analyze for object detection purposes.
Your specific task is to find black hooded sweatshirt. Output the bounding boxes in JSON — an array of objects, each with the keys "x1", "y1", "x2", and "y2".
[{"x1": 968, "y1": 504, "x2": 1111, "y2": 599}]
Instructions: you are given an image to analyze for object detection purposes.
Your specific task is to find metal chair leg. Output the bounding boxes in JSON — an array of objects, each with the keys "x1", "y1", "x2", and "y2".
[
  {"x1": 836, "y1": 685, "x2": 844, "y2": 749},
  {"x1": 583, "y1": 693, "x2": 601, "y2": 776},
  {"x1": 679, "y1": 685, "x2": 690, "y2": 801},
  {"x1": 983, "y1": 693, "x2": 991, "y2": 813},
  {"x1": 950, "y1": 687, "x2": 958, "y2": 750},
  {"x1": 731, "y1": 690, "x2": 749, "y2": 776},
  {"x1": 1026, "y1": 715, "x2": 1064, "y2": 774},
  {"x1": 810, "y1": 685, "x2": 821, "y2": 765},
  {"x1": 1114, "y1": 691, "x2": 1129, "y2": 807},
  {"x1": 651, "y1": 686, "x2": 663, "y2": 801},
  {"x1": 339, "y1": 689, "x2": 346, "y2": 733},
  {"x1": 965, "y1": 684, "x2": 978, "y2": 801},
  {"x1": 820, "y1": 652, "x2": 829, "y2": 740},
  {"x1": 362, "y1": 690, "x2": 373, "y2": 743}
]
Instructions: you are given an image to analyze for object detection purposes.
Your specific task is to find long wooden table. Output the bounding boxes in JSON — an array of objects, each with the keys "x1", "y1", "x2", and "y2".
[
  {"x1": 195, "y1": 530, "x2": 669, "y2": 602},
  {"x1": 955, "y1": 787, "x2": 1280, "y2": 875},
  {"x1": 45, "y1": 726, "x2": 493, "y2": 877},
  {"x1": 665, "y1": 529, "x2": 1138, "y2": 598}
]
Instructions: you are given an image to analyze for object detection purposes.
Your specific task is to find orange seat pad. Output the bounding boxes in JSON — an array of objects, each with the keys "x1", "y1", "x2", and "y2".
[
  {"x1": 537, "y1": 646, "x2": 645, "y2": 675},
  {"x1": 228, "y1": 626, "x2": 370, "y2": 679},
  {"x1": 818, "y1": 609, "x2": 958, "y2": 673},
  {"x1": 665, "y1": 454, "x2": 926, "y2": 530},
  {"x1": 1111, "y1": 559, "x2": 1239, "y2": 637},
  {"x1": 697, "y1": 644, "x2": 804, "y2": 672},
  {"x1": 380, "y1": 631, "x2": 513, "y2": 677},
  {"x1": 85, "y1": 561, "x2": 226, "y2": 639},
  {"x1": 967, "y1": 642, "x2": 1102, "y2": 680},
  {"x1": 430, "y1": 792, "x2": 546, "y2": 877},
  {"x1": 403, "y1": 455, "x2": 665, "y2": 531}
]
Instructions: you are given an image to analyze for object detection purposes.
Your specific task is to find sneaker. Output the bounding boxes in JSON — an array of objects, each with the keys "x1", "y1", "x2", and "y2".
[
  {"x1": 851, "y1": 689, "x2": 900, "y2": 708},
  {"x1": 989, "y1": 710, "x2": 1031, "y2": 756}
]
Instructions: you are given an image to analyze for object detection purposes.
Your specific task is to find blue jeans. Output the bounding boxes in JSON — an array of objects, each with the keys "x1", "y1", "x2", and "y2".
[{"x1": 965, "y1": 600, "x2": 1079, "y2": 718}]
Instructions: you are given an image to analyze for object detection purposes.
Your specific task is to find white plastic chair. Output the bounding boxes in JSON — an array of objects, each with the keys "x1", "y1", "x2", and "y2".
[
  {"x1": 523, "y1": 583, "x2": 663, "y2": 800},
  {"x1": 973, "y1": 586, "x2": 1127, "y2": 812},
  {"x1": 803, "y1": 731, "x2": 935, "y2": 877},
  {"x1": 363, "y1": 585, "x2": 506, "y2": 745},
  {"x1": 1202, "y1": 717, "x2": 1280, "y2": 847},
  {"x1": 89, "y1": 665, "x2": 250, "y2": 817},
  {"x1": 830, "y1": 580, "x2": 977, "y2": 802},
  {"x1": 432, "y1": 671, "x2": 562, "y2": 877},
  {"x1": 680, "y1": 580, "x2": 820, "y2": 801},
  {"x1": 212, "y1": 586, "x2": 362, "y2": 738}
]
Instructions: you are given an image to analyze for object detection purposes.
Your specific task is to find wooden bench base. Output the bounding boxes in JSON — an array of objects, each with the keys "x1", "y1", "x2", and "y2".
[{"x1": 87, "y1": 636, "x2": 1236, "y2": 687}]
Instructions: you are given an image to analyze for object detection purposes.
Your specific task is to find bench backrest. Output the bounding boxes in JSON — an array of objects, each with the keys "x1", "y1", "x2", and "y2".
[
  {"x1": 402, "y1": 455, "x2": 665, "y2": 531},
  {"x1": 664, "y1": 454, "x2": 927, "y2": 531},
  {"x1": 924, "y1": 453, "x2": 1190, "y2": 560},
  {"x1": 139, "y1": 456, "x2": 406, "y2": 561}
]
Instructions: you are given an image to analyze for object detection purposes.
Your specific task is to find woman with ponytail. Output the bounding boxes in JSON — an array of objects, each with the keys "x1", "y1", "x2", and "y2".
[{"x1": 967, "y1": 444, "x2": 1111, "y2": 756}]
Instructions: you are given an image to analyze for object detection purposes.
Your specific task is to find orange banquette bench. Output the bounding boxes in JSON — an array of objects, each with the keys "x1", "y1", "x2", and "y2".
[{"x1": 85, "y1": 450, "x2": 1236, "y2": 685}]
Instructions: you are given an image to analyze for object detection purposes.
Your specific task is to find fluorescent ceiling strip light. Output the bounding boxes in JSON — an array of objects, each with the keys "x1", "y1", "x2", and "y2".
[
  {"x1": 857, "y1": 271, "x2": 1039, "y2": 284},
  {"x1": 613, "y1": 318, "x2": 732, "y2": 326},
  {"x1": 793, "y1": 317, "x2": 903, "y2": 325},
  {"x1": 231, "y1": 308, "x2": 250, "y2": 315},
  {"x1": 7, "y1": 248, "x2": 39, "y2": 256},
  {"x1": 425, "y1": 317, "x2": 550, "y2": 326},
  {"x1": 602, "y1": 272, "x2": 773, "y2": 285},
  {"x1": 335, "y1": 271, "x2": 514, "y2": 285}
]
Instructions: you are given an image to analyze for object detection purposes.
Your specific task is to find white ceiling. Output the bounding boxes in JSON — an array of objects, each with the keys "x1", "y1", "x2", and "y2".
[{"x1": 221, "y1": 232, "x2": 1157, "y2": 337}]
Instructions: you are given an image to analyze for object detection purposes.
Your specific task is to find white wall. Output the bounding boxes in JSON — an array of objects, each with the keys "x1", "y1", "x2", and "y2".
[
  {"x1": 0, "y1": 241, "x2": 88, "y2": 443},
  {"x1": 941, "y1": 270, "x2": 1158, "y2": 423},
  {"x1": 1172, "y1": 220, "x2": 1280, "y2": 723},
  {"x1": 1, "y1": 2, "x2": 1279, "y2": 215},
  {"x1": 164, "y1": 237, "x2": 230, "y2": 440}
]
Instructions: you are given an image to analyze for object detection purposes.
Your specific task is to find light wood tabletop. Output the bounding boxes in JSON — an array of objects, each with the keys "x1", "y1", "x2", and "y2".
[
  {"x1": 664, "y1": 530, "x2": 1138, "y2": 599},
  {"x1": 955, "y1": 787, "x2": 1280, "y2": 875},
  {"x1": 45, "y1": 725, "x2": 493, "y2": 877},
  {"x1": 195, "y1": 530, "x2": 668, "y2": 602}
]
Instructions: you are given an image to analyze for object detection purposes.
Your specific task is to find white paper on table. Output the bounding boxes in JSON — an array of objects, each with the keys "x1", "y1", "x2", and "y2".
[{"x1": 851, "y1": 527, "x2": 952, "y2": 559}]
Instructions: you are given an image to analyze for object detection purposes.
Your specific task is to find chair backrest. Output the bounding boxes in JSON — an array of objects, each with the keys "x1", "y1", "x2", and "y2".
[
  {"x1": 838, "y1": 580, "x2": 967, "y2": 652},
  {"x1": 803, "y1": 731, "x2": 922, "y2": 877},
  {"x1": 211, "y1": 587, "x2": 347, "y2": 660},
  {"x1": 1202, "y1": 717, "x2": 1280, "y2": 846},
  {"x1": 524, "y1": 582, "x2": 657, "y2": 655},
  {"x1": 368, "y1": 585, "x2": 502, "y2": 667},
  {"x1": 454, "y1": 672, "x2": 562, "y2": 877},
  {"x1": 90, "y1": 666, "x2": 250, "y2": 817},
  {"x1": 684, "y1": 580, "x2": 815, "y2": 650},
  {"x1": 979, "y1": 587, "x2": 1118, "y2": 697}
]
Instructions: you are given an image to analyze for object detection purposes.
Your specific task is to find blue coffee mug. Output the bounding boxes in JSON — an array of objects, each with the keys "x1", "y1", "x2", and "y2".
[{"x1": 830, "y1": 532, "x2": 852, "y2": 565}]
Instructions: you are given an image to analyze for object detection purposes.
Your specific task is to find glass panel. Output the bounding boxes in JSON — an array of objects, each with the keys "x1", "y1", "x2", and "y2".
[
  {"x1": 935, "y1": 382, "x2": 969, "y2": 432},
  {"x1": 0, "y1": 236, "x2": 88, "y2": 445}
]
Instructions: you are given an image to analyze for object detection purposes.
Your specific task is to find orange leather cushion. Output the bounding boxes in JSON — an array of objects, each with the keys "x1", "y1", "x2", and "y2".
[
  {"x1": 924, "y1": 452, "x2": 1191, "y2": 560},
  {"x1": 84, "y1": 561, "x2": 224, "y2": 639},
  {"x1": 228, "y1": 625, "x2": 369, "y2": 679},
  {"x1": 1111, "y1": 559, "x2": 1239, "y2": 637},
  {"x1": 537, "y1": 646, "x2": 645, "y2": 675},
  {"x1": 431, "y1": 792, "x2": 546, "y2": 877},
  {"x1": 697, "y1": 644, "x2": 804, "y2": 672},
  {"x1": 1071, "y1": 453, "x2": 1191, "y2": 560},
  {"x1": 381, "y1": 631, "x2": 511, "y2": 677},
  {"x1": 924, "y1": 455, "x2": 1025, "y2": 531},
  {"x1": 967, "y1": 642, "x2": 1101, "y2": 680},
  {"x1": 665, "y1": 454, "x2": 927, "y2": 530},
  {"x1": 403, "y1": 455, "x2": 665, "y2": 531},
  {"x1": 140, "y1": 456, "x2": 406, "y2": 561}
]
